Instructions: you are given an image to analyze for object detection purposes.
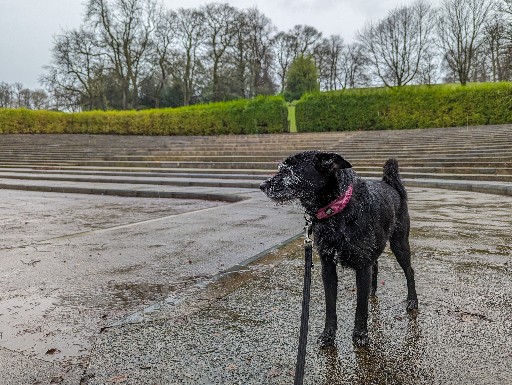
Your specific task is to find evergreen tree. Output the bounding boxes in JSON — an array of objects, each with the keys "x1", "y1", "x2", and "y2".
[{"x1": 284, "y1": 56, "x2": 319, "y2": 101}]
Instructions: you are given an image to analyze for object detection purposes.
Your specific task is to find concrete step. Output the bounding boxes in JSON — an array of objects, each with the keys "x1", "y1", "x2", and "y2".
[
  {"x1": 360, "y1": 171, "x2": 512, "y2": 182},
  {"x1": 1, "y1": 128, "x2": 509, "y2": 150},
  {"x1": 0, "y1": 179, "x2": 251, "y2": 202},
  {"x1": 1, "y1": 173, "x2": 510, "y2": 198},
  {"x1": 0, "y1": 168, "x2": 271, "y2": 180},
  {"x1": 1, "y1": 162, "x2": 511, "y2": 178},
  {"x1": 1, "y1": 153, "x2": 511, "y2": 163},
  {"x1": 2, "y1": 169, "x2": 510, "y2": 187},
  {"x1": 0, "y1": 125, "x2": 511, "y2": 198},
  {"x1": 0, "y1": 164, "x2": 273, "y2": 175},
  {"x1": 358, "y1": 166, "x2": 512, "y2": 175},
  {"x1": 0, "y1": 172, "x2": 262, "y2": 189},
  {"x1": 1, "y1": 161, "x2": 511, "y2": 174},
  {"x1": 0, "y1": 134, "x2": 511, "y2": 149},
  {"x1": 1, "y1": 135, "x2": 511, "y2": 151},
  {"x1": 2, "y1": 143, "x2": 511, "y2": 158}
]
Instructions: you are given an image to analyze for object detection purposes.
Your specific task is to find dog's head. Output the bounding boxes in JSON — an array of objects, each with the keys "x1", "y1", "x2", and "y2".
[{"x1": 260, "y1": 151, "x2": 352, "y2": 204}]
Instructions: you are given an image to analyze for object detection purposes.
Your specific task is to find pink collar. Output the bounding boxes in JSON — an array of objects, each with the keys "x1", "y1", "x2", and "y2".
[{"x1": 315, "y1": 184, "x2": 353, "y2": 220}]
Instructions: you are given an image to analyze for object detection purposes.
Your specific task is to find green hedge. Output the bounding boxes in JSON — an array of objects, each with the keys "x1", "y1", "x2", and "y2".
[
  {"x1": 0, "y1": 96, "x2": 288, "y2": 135},
  {"x1": 295, "y1": 83, "x2": 512, "y2": 132}
]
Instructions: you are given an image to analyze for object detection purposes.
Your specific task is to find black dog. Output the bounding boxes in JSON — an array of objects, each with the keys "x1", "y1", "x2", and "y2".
[{"x1": 260, "y1": 151, "x2": 418, "y2": 347}]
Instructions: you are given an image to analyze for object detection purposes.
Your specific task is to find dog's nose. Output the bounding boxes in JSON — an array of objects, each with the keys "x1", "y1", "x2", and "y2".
[{"x1": 260, "y1": 180, "x2": 270, "y2": 191}]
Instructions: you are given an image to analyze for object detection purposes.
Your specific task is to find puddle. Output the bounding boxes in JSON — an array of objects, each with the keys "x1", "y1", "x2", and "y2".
[{"x1": 0, "y1": 294, "x2": 88, "y2": 361}]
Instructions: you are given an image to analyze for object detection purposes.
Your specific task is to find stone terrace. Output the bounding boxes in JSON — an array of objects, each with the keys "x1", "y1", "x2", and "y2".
[{"x1": 0, "y1": 124, "x2": 510, "y2": 198}]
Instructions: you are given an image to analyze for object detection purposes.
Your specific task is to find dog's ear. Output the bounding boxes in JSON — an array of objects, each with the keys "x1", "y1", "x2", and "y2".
[{"x1": 315, "y1": 152, "x2": 352, "y2": 174}]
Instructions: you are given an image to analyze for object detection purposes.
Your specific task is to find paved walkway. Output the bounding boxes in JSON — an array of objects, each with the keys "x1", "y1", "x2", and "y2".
[
  {"x1": 0, "y1": 186, "x2": 302, "y2": 384},
  {"x1": 1, "y1": 185, "x2": 511, "y2": 384}
]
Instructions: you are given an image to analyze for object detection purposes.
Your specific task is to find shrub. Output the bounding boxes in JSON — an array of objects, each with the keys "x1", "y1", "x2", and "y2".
[
  {"x1": 295, "y1": 83, "x2": 512, "y2": 132},
  {"x1": 0, "y1": 96, "x2": 288, "y2": 135}
]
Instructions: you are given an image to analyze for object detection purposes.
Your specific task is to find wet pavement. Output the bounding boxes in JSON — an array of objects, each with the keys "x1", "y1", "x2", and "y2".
[
  {"x1": 1, "y1": 187, "x2": 511, "y2": 384},
  {"x1": 0, "y1": 187, "x2": 302, "y2": 384}
]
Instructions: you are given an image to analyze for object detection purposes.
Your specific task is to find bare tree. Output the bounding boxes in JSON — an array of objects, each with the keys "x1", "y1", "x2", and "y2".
[
  {"x1": 41, "y1": 67, "x2": 83, "y2": 111},
  {"x1": 314, "y1": 35, "x2": 344, "y2": 91},
  {"x1": 244, "y1": 8, "x2": 276, "y2": 96},
  {"x1": 358, "y1": 0, "x2": 437, "y2": 87},
  {"x1": 86, "y1": 0, "x2": 157, "y2": 109},
  {"x1": 0, "y1": 82, "x2": 14, "y2": 108},
  {"x1": 12, "y1": 83, "x2": 24, "y2": 108},
  {"x1": 288, "y1": 25, "x2": 322, "y2": 60},
  {"x1": 437, "y1": 0, "x2": 495, "y2": 85},
  {"x1": 339, "y1": 43, "x2": 370, "y2": 89},
  {"x1": 229, "y1": 10, "x2": 251, "y2": 98},
  {"x1": 227, "y1": 8, "x2": 276, "y2": 98},
  {"x1": 0, "y1": 82, "x2": 49, "y2": 109},
  {"x1": 173, "y1": 7, "x2": 206, "y2": 106},
  {"x1": 480, "y1": 2, "x2": 512, "y2": 81},
  {"x1": 18, "y1": 88, "x2": 33, "y2": 109},
  {"x1": 149, "y1": 8, "x2": 178, "y2": 108},
  {"x1": 288, "y1": 25, "x2": 322, "y2": 59},
  {"x1": 481, "y1": 18, "x2": 506, "y2": 81},
  {"x1": 41, "y1": 27, "x2": 105, "y2": 110},
  {"x1": 416, "y1": 46, "x2": 441, "y2": 85},
  {"x1": 202, "y1": 3, "x2": 238, "y2": 102},
  {"x1": 272, "y1": 32, "x2": 296, "y2": 93},
  {"x1": 31, "y1": 90, "x2": 49, "y2": 110},
  {"x1": 271, "y1": 25, "x2": 323, "y2": 94}
]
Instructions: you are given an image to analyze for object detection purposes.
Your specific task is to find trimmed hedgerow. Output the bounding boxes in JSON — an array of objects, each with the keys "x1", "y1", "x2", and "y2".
[
  {"x1": 0, "y1": 108, "x2": 66, "y2": 134},
  {"x1": 0, "y1": 96, "x2": 288, "y2": 135},
  {"x1": 295, "y1": 82, "x2": 512, "y2": 132}
]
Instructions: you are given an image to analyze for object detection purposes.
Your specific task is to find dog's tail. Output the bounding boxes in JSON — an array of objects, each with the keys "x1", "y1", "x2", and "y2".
[{"x1": 382, "y1": 159, "x2": 407, "y2": 200}]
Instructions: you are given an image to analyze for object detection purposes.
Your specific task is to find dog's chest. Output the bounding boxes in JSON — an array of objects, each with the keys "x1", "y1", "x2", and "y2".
[{"x1": 314, "y1": 219, "x2": 381, "y2": 268}]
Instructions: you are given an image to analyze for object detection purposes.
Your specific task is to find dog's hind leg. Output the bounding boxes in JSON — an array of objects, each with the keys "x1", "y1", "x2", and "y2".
[
  {"x1": 371, "y1": 261, "x2": 378, "y2": 296},
  {"x1": 353, "y1": 265, "x2": 372, "y2": 347},
  {"x1": 390, "y1": 234, "x2": 418, "y2": 311},
  {"x1": 319, "y1": 256, "x2": 338, "y2": 347}
]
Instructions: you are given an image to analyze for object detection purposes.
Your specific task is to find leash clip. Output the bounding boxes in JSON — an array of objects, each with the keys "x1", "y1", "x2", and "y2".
[{"x1": 303, "y1": 214, "x2": 313, "y2": 245}]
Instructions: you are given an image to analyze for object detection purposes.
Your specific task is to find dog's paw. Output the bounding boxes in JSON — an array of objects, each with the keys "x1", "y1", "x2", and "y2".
[
  {"x1": 318, "y1": 329, "x2": 336, "y2": 348},
  {"x1": 352, "y1": 330, "x2": 369, "y2": 348},
  {"x1": 406, "y1": 298, "x2": 418, "y2": 311}
]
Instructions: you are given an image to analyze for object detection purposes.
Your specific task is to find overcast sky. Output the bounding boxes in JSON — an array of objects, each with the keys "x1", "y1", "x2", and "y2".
[{"x1": 0, "y1": 0, "x2": 438, "y2": 90}]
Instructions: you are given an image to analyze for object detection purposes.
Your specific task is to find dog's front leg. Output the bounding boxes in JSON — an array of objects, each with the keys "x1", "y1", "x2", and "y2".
[
  {"x1": 353, "y1": 265, "x2": 372, "y2": 347},
  {"x1": 319, "y1": 255, "x2": 337, "y2": 347}
]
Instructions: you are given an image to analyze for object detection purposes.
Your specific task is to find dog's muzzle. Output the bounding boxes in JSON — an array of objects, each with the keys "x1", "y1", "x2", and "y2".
[{"x1": 260, "y1": 179, "x2": 271, "y2": 192}]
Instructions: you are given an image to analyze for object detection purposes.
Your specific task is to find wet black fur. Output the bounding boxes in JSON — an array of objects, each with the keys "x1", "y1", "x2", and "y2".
[{"x1": 260, "y1": 151, "x2": 418, "y2": 347}]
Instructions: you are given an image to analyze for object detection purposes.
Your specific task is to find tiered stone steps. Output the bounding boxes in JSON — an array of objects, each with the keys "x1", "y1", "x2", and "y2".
[{"x1": 0, "y1": 124, "x2": 510, "y2": 199}]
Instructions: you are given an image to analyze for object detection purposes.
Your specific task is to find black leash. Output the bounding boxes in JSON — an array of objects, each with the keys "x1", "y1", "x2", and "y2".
[{"x1": 294, "y1": 217, "x2": 314, "y2": 385}]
